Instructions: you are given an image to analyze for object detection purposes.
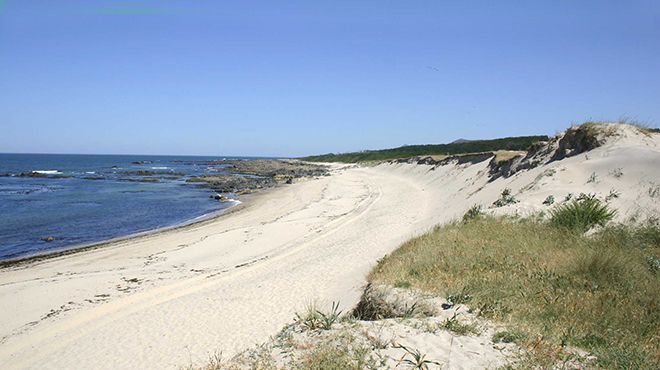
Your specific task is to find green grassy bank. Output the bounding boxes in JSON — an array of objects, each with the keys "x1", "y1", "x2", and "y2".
[{"x1": 369, "y1": 214, "x2": 660, "y2": 368}]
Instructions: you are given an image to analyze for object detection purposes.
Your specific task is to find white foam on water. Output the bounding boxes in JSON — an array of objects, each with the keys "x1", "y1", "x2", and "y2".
[
  {"x1": 151, "y1": 167, "x2": 169, "y2": 170},
  {"x1": 33, "y1": 170, "x2": 61, "y2": 174}
]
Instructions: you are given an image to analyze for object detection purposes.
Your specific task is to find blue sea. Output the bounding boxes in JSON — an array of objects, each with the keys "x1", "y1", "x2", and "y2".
[{"x1": 0, "y1": 153, "x2": 254, "y2": 261}]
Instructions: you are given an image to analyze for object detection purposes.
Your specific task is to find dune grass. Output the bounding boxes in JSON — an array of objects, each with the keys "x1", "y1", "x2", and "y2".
[
  {"x1": 549, "y1": 194, "x2": 616, "y2": 232},
  {"x1": 369, "y1": 216, "x2": 660, "y2": 369}
]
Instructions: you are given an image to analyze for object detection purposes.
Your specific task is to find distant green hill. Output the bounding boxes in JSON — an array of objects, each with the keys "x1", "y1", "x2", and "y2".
[{"x1": 300, "y1": 135, "x2": 550, "y2": 163}]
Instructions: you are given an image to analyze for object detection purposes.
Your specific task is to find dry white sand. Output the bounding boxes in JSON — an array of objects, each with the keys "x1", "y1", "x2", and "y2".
[{"x1": 1, "y1": 124, "x2": 659, "y2": 369}]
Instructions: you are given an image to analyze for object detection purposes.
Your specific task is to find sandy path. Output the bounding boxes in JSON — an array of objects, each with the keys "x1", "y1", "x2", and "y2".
[{"x1": 0, "y1": 166, "x2": 445, "y2": 369}]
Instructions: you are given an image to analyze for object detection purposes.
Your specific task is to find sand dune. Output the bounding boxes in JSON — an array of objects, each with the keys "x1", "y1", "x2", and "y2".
[{"x1": 1, "y1": 124, "x2": 659, "y2": 369}]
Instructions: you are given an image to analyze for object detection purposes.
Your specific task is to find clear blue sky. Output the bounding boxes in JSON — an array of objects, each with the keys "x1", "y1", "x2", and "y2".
[{"x1": 1, "y1": 1, "x2": 659, "y2": 156}]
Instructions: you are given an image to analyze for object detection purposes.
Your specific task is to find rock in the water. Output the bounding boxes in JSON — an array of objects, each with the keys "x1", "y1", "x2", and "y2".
[
  {"x1": 18, "y1": 172, "x2": 48, "y2": 178},
  {"x1": 210, "y1": 193, "x2": 233, "y2": 202},
  {"x1": 17, "y1": 172, "x2": 72, "y2": 179},
  {"x1": 41, "y1": 236, "x2": 55, "y2": 242}
]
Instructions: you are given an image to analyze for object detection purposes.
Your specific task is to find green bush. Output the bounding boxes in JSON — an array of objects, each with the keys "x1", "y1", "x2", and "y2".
[
  {"x1": 550, "y1": 196, "x2": 616, "y2": 232},
  {"x1": 493, "y1": 188, "x2": 518, "y2": 207}
]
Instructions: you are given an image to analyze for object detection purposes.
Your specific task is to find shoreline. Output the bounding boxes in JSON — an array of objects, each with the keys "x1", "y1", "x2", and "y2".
[
  {"x1": 0, "y1": 158, "x2": 330, "y2": 268},
  {"x1": 0, "y1": 187, "x2": 274, "y2": 269}
]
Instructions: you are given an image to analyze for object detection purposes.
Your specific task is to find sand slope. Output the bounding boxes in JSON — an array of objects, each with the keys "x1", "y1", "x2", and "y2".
[{"x1": 1, "y1": 124, "x2": 659, "y2": 369}]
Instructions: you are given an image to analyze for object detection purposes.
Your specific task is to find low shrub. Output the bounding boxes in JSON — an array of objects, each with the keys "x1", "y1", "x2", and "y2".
[{"x1": 493, "y1": 188, "x2": 518, "y2": 207}]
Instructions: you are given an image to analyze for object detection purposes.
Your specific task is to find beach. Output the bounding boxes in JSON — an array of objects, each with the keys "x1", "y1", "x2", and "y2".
[
  {"x1": 1, "y1": 124, "x2": 659, "y2": 369},
  {"x1": 0, "y1": 163, "x2": 452, "y2": 369},
  {"x1": 3, "y1": 1, "x2": 658, "y2": 368}
]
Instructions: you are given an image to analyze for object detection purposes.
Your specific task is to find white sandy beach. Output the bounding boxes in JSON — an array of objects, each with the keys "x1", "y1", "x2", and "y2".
[
  {"x1": 0, "y1": 163, "x2": 452, "y2": 369},
  {"x1": 1, "y1": 124, "x2": 659, "y2": 369}
]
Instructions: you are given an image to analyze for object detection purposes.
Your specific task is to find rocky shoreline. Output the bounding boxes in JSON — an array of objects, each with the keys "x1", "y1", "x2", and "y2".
[
  {"x1": 186, "y1": 160, "x2": 329, "y2": 193},
  {"x1": 1, "y1": 160, "x2": 328, "y2": 193}
]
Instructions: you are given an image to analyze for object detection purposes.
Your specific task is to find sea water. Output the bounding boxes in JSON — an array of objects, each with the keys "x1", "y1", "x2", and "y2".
[{"x1": 0, "y1": 153, "x2": 253, "y2": 261}]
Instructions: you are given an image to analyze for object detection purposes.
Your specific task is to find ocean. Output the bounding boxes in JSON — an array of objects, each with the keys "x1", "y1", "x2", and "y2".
[{"x1": 0, "y1": 153, "x2": 254, "y2": 261}]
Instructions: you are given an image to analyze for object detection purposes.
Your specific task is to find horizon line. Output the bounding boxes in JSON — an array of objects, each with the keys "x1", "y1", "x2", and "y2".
[{"x1": 0, "y1": 151, "x2": 286, "y2": 159}]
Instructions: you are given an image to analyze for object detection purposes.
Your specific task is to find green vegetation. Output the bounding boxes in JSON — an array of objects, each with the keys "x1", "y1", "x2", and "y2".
[
  {"x1": 439, "y1": 313, "x2": 480, "y2": 335},
  {"x1": 394, "y1": 344, "x2": 442, "y2": 369},
  {"x1": 189, "y1": 331, "x2": 382, "y2": 370},
  {"x1": 294, "y1": 301, "x2": 343, "y2": 331},
  {"x1": 493, "y1": 188, "x2": 519, "y2": 207},
  {"x1": 295, "y1": 342, "x2": 377, "y2": 370},
  {"x1": 542, "y1": 195, "x2": 555, "y2": 205},
  {"x1": 549, "y1": 194, "x2": 616, "y2": 232},
  {"x1": 462, "y1": 204, "x2": 483, "y2": 222},
  {"x1": 492, "y1": 330, "x2": 527, "y2": 344},
  {"x1": 613, "y1": 118, "x2": 660, "y2": 135},
  {"x1": 300, "y1": 135, "x2": 548, "y2": 163},
  {"x1": 369, "y1": 216, "x2": 660, "y2": 368}
]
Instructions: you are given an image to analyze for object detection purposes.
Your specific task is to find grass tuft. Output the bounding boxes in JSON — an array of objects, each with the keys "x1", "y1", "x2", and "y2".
[
  {"x1": 295, "y1": 301, "x2": 343, "y2": 331},
  {"x1": 439, "y1": 313, "x2": 480, "y2": 335},
  {"x1": 394, "y1": 344, "x2": 442, "y2": 369},
  {"x1": 549, "y1": 195, "x2": 616, "y2": 232}
]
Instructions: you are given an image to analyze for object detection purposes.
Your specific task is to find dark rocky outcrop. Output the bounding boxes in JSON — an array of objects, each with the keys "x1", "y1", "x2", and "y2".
[
  {"x1": 118, "y1": 178, "x2": 160, "y2": 183},
  {"x1": 210, "y1": 193, "x2": 232, "y2": 202},
  {"x1": 217, "y1": 160, "x2": 328, "y2": 178},
  {"x1": 188, "y1": 175, "x2": 275, "y2": 193},
  {"x1": 186, "y1": 160, "x2": 329, "y2": 194},
  {"x1": 550, "y1": 124, "x2": 605, "y2": 161},
  {"x1": 488, "y1": 155, "x2": 525, "y2": 181}
]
